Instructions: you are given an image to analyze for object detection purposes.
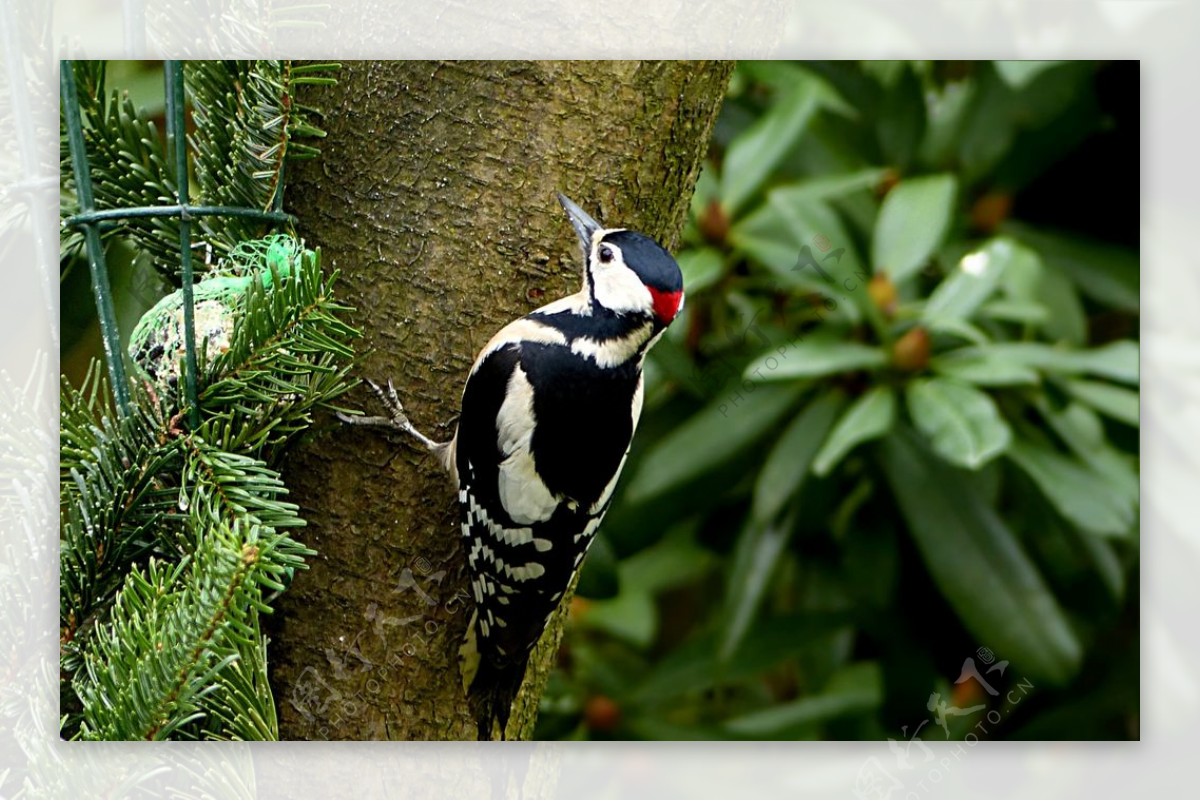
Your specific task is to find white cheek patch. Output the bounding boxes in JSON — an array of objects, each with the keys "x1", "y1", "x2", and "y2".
[{"x1": 592, "y1": 264, "x2": 654, "y2": 316}]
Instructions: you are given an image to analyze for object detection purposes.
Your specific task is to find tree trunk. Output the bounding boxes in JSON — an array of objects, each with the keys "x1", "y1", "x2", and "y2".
[{"x1": 271, "y1": 60, "x2": 731, "y2": 741}]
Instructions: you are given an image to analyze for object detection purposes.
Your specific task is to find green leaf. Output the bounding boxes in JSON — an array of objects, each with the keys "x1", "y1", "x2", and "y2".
[
  {"x1": 578, "y1": 587, "x2": 657, "y2": 648},
  {"x1": 1067, "y1": 342, "x2": 1140, "y2": 384},
  {"x1": 769, "y1": 193, "x2": 866, "y2": 281},
  {"x1": 744, "y1": 340, "x2": 887, "y2": 382},
  {"x1": 930, "y1": 349, "x2": 1040, "y2": 386},
  {"x1": 677, "y1": 247, "x2": 725, "y2": 294},
  {"x1": 1001, "y1": 222, "x2": 1139, "y2": 313},
  {"x1": 876, "y1": 63, "x2": 926, "y2": 171},
  {"x1": 1036, "y1": 266, "x2": 1088, "y2": 345},
  {"x1": 751, "y1": 390, "x2": 846, "y2": 524},
  {"x1": 719, "y1": 514, "x2": 795, "y2": 664},
  {"x1": 813, "y1": 387, "x2": 895, "y2": 477},
  {"x1": 1063, "y1": 379, "x2": 1139, "y2": 426},
  {"x1": 1075, "y1": 531, "x2": 1127, "y2": 604},
  {"x1": 1007, "y1": 60, "x2": 1094, "y2": 127},
  {"x1": 994, "y1": 61, "x2": 1066, "y2": 88},
  {"x1": 729, "y1": 202, "x2": 808, "y2": 277},
  {"x1": 872, "y1": 173, "x2": 958, "y2": 282},
  {"x1": 581, "y1": 528, "x2": 716, "y2": 648},
  {"x1": 738, "y1": 61, "x2": 857, "y2": 117},
  {"x1": 721, "y1": 80, "x2": 820, "y2": 215},
  {"x1": 767, "y1": 169, "x2": 888, "y2": 206},
  {"x1": 924, "y1": 237, "x2": 1026, "y2": 323},
  {"x1": 923, "y1": 317, "x2": 991, "y2": 347},
  {"x1": 729, "y1": 199, "x2": 867, "y2": 323},
  {"x1": 921, "y1": 79, "x2": 975, "y2": 167},
  {"x1": 949, "y1": 341, "x2": 1138, "y2": 384},
  {"x1": 881, "y1": 428, "x2": 1082, "y2": 685},
  {"x1": 766, "y1": 194, "x2": 870, "y2": 322},
  {"x1": 625, "y1": 382, "x2": 807, "y2": 505},
  {"x1": 957, "y1": 66, "x2": 1016, "y2": 181},
  {"x1": 995, "y1": 239, "x2": 1085, "y2": 344},
  {"x1": 906, "y1": 378, "x2": 1011, "y2": 468},
  {"x1": 978, "y1": 298, "x2": 1048, "y2": 324},
  {"x1": 1007, "y1": 439, "x2": 1136, "y2": 537},
  {"x1": 1035, "y1": 398, "x2": 1138, "y2": 503},
  {"x1": 630, "y1": 612, "x2": 853, "y2": 706},
  {"x1": 723, "y1": 662, "x2": 882, "y2": 737},
  {"x1": 620, "y1": 526, "x2": 716, "y2": 596}
]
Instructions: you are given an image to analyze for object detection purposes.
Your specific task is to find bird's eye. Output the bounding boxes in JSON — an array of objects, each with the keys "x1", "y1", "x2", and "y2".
[{"x1": 598, "y1": 245, "x2": 614, "y2": 264}]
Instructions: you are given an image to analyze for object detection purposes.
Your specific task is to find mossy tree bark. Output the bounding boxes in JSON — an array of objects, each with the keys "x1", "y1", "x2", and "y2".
[{"x1": 272, "y1": 60, "x2": 732, "y2": 741}]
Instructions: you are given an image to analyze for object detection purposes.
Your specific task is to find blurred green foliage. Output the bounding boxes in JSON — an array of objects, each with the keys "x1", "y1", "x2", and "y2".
[{"x1": 539, "y1": 60, "x2": 1139, "y2": 741}]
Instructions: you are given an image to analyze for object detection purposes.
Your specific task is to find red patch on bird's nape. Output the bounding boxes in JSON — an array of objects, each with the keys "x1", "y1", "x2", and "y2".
[{"x1": 648, "y1": 288, "x2": 683, "y2": 324}]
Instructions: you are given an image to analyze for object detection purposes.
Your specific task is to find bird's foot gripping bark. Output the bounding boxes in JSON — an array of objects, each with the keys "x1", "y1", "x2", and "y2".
[{"x1": 337, "y1": 378, "x2": 448, "y2": 456}]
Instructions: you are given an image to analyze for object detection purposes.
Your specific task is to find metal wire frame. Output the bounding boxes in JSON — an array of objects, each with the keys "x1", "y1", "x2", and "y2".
[{"x1": 60, "y1": 60, "x2": 296, "y2": 427}]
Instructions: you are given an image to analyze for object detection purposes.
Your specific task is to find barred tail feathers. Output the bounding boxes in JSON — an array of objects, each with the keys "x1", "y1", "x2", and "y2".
[{"x1": 460, "y1": 609, "x2": 532, "y2": 740}]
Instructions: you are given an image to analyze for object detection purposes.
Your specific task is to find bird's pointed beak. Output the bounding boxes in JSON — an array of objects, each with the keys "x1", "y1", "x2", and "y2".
[{"x1": 557, "y1": 192, "x2": 601, "y2": 254}]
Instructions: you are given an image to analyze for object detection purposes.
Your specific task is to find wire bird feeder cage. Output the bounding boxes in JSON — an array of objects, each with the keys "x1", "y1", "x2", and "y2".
[{"x1": 60, "y1": 60, "x2": 298, "y2": 428}]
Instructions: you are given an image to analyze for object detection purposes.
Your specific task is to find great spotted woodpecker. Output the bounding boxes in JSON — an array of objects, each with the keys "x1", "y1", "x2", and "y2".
[{"x1": 339, "y1": 194, "x2": 684, "y2": 739}]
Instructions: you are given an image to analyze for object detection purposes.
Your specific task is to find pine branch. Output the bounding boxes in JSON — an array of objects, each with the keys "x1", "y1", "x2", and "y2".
[
  {"x1": 70, "y1": 415, "x2": 330, "y2": 740},
  {"x1": 61, "y1": 61, "x2": 338, "y2": 283},
  {"x1": 123, "y1": 236, "x2": 359, "y2": 461},
  {"x1": 64, "y1": 385, "x2": 322, "y2": 740}
]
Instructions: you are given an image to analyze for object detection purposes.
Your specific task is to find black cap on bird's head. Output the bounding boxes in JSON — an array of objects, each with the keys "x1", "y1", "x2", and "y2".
[{"x1": 557, "y1": 192, "x2": 684, "y2": 326}]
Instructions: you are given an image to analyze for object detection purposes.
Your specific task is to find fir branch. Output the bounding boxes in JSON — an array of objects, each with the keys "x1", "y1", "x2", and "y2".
[
  {"x1": 187, "y1": 61, "x2": 338, "y2": 255},
  {"x1": 196, "y1": 245, "x2": 359, "y2": 459},
  {"x1": 176, "y1": 436, "x2": 313, "y2": 584},
  {"x1": 68, "y1": 434, "x2": 315, "y2": 740},
  {"x1": 73, "y1": 521, "x2": 269, "y2": 740},
  {"x1": 59, "y1": 61, "x2": 181, "y2": 277},
  {"x1": 60, "y1": 61, "x2": 348, "y2": 743},
  {"x1": 200, "y1": 618, "x2": 278, "y2": 741},
  {"x1": 59, "y1": 367, "x2": 181, "y2": 655}
]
